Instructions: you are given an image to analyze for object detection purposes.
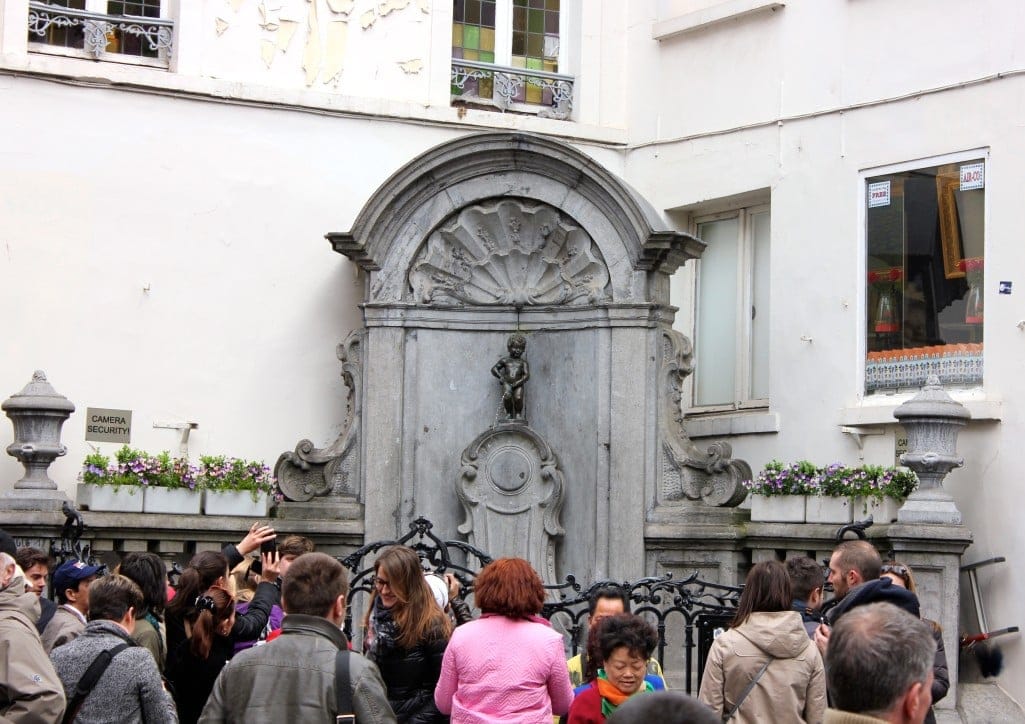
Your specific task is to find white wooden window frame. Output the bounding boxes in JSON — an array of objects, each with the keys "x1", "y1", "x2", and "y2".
[{"x1": 690, "y1": 204, "x2": 770, "y2": 413}]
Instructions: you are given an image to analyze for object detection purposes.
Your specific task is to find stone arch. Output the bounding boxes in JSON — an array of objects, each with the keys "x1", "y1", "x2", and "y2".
[{"x1": 328, "y1": 132, "x2": 703, "y2": 305}]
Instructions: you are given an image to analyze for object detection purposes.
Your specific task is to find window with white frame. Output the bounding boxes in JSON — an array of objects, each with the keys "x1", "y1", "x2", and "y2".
[
  {"x1": 27, "y1": 1, "x2": 173, "y2": 65},
  {"x1": 864, "y1": 154, "x2": 985, "y2": 394},
  {"x1": 689, "y1": 206, "x2": 771, "y2": 410},
  {"x1": 450, "y1": 0, "x2": 573, "y2": 119}
]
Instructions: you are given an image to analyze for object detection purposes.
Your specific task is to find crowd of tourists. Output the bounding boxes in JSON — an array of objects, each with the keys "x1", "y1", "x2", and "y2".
[{"x1": 0, "y1": 524, "x2": 942, "y2": 724}]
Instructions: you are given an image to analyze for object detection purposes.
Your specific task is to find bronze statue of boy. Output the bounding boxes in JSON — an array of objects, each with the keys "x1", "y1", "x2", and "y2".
[{"x1": 492, "y1": 334, "x2": 530, "y2": 421}]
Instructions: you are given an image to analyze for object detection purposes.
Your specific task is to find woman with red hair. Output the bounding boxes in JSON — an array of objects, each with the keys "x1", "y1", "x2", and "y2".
[{"x1": 434, "y1": 557, "x2": 573, "y2": 723}]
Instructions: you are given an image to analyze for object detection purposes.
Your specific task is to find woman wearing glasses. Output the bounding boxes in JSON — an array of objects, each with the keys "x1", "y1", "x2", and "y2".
[
  {"x1": 880, "y1": 560, "x2": 949, "y2": 724},
  {"x1": 363, "y1": 545, "x2": 452, "y2": 723}
]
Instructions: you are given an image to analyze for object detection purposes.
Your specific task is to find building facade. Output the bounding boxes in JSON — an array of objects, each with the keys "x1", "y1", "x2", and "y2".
[{"x1": 1, "y1": 0, "x2": 1022, "y2": 710}]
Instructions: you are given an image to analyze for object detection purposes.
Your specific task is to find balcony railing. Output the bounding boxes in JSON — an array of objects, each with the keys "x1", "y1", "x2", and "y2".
[
  {"x1": 28, "y1": 1, "x2": 173, "y2": 62},
  {"x1": 451, "y1": 59, "x2": 573, "y2": 121}
]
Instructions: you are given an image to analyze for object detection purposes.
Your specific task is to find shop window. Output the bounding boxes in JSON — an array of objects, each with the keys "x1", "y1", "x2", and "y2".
[{"x1": 865, "y1": 157, "x2": 985, "y2": 393}]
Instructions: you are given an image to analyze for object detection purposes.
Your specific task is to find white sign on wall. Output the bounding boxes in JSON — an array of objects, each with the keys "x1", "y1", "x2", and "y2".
[
  {"x1": 85, "y1": 408, "x2": 132, "y2": 444},
  {"x1": 960, "y1": 162, "x2": 985, "y2": 191},
  {"x1": 894, "y1": 425, "x2": 908, "y2": 467},
  {"x1": 868, "y1": 181, "x2": 891, "y2": 208}
]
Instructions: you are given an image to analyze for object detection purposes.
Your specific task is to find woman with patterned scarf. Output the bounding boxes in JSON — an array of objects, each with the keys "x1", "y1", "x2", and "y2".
[
  {"x1": 567, "y1": 613, "x2": 660, "y2": 723},
  {"x1": 362, "y1": 545, "x2": 452, "y2": 723}
]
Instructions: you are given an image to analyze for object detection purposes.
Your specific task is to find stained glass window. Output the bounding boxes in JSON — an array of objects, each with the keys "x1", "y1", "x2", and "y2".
[
  {"x1": 452, "y1": 0, "x2": 497, "y2": 99},
  {"x1": 452, "y1": 0, "x2": 561, "y2": 109}
]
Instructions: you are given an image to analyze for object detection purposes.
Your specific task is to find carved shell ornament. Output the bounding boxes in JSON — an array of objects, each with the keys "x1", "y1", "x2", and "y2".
[{"x1": 409, "y1": 199, "x2": 611, "y2": 306}]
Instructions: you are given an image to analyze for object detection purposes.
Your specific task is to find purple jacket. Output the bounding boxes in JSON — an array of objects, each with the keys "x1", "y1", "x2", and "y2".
[{"x1": 232, "y1": 601, "x2": 284, "y2": 653}]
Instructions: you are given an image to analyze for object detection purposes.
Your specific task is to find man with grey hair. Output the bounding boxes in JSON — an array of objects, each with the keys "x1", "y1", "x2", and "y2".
[{"x1": 824, "y1": 602, "x2": 936, "y2": 724}]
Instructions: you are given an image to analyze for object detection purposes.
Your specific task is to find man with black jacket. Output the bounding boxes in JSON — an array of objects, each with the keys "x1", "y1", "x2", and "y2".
[{"x1": 814, "y1": 540, "x2": 919, "y2": 656}]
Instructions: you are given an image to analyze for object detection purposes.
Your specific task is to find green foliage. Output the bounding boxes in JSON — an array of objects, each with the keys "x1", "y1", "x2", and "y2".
[{"x1": 745, "y1": 460, "x2": 918, "y2": 499}]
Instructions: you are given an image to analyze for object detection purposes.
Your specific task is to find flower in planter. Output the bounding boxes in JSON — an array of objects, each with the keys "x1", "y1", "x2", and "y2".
[
  {"x1": 745, "y1": 460, "x2": 918, "y2": 500},
  {"x1": 80, "y1": 446, "x2": 197, "y2": 492},
  {"x1": 743, "y1": 460, "x2": 818, "y2": 496},
  {"x1": 197, "y1": 455, "x2": 277, "y2": 502}
]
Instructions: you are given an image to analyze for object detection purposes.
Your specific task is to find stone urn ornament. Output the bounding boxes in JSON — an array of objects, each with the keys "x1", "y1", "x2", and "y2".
[{"x1": 2, "y1": 370, "x2": 75, "y2": 490}]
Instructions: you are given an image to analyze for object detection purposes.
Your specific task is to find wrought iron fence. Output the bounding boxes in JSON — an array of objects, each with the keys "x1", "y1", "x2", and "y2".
[
  {"x1": 451, "y1": 60, "x2": 573, "y2": 120},
  {"x1": 340, "y1": 516, "x2": 741, "y2": 693}
]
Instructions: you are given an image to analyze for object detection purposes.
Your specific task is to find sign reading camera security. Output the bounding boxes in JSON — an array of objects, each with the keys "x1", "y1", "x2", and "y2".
[{"x1": 85, "y1": 408, "x2": 132, "y2": 444}]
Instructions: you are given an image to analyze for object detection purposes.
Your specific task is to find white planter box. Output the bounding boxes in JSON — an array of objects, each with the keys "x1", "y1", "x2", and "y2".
[
  {"x1": 750, "y1": 495, "x2": 806, "y2": 522},
  {"x1": 204, "y1": 490, "x2": 270, "y2": 517},
  {"x1": 143, "y1": 487, "x2": 202, "y2": 515},
  {"x1": 805, "y1": 496, "x2": 853, "y2": 524},
  {"x1": 76, "y1": 483, "x2": 144, "y2": 513},
  {"x1": 853, "y1": 496, "x2": 902, "y2": 523}
]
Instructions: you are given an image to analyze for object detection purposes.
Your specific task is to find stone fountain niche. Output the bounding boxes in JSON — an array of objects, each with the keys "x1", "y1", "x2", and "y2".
[{"x1": 276, "y1": 133, "x2": 750, "y2": 583}]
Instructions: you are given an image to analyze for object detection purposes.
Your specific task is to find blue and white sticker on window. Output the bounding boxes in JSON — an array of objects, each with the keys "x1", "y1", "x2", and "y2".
[
  {"x1": 868, "y1": 181, "x2": 891, "y2": 208},
  {"x1": 960, "y1": 163, "x2": 985, "y2": 191}
]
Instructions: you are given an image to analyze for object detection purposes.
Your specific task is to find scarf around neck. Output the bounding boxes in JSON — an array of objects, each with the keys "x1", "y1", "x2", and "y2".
[
  {"x1": 367, "y1": 598, "x2": 400, "y2": 658},
  {"x1": 596, "y1": 669, "x2": 654, "y2": 718}
]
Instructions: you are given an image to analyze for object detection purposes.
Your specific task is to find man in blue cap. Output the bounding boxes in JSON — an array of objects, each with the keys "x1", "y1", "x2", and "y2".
[{"x1": 42, "y1": 559, "x2": 103, "y2": 652}]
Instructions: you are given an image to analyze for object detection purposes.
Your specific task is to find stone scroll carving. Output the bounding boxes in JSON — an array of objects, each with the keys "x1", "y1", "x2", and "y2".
[
  {"x1": 659, "y1": 329, "x2": 751, "y2": 507},
  {"x1": 456, "y1": 423, "x2": 565, "y2": 584},
  {"x1": 274, "y1": 330, "x2": 363, "y2": 502},
  {"x1": 409, "y1": 199, "x2": 611, "y2": 306}
]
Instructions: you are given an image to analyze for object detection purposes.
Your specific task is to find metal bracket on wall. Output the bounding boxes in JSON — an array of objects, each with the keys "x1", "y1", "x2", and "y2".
[
  {"x1": 153, "y1": 421, "x2": 198, "y2": 457},
  {"x1": 840, "y1": 425, "x2": 885, "y2": 451}
]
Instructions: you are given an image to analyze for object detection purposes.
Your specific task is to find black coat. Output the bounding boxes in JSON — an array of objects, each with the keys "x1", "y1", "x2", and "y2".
[{"x1": 369, "y1": 628, "x2": 449, "y2": 724}]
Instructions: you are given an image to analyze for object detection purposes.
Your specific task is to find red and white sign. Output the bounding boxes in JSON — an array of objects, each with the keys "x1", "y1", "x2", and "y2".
[
  {"x1": 868, "y1": 181, "x2": 891, "y2": 208},
  {"x1": 960, "y1": 162, "x2": 984, "y2": 191}
]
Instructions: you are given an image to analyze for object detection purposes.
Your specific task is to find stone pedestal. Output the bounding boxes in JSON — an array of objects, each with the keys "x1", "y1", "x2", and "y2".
[{"x1": 887, "y1": 522, "x2": 973, "y2": 716}]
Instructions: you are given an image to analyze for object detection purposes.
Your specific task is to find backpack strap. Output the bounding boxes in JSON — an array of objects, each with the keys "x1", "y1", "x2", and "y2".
[
  {"x1": 62, "y1": 642, "x2": 132, "y2": 724},
  {"x1": 334, "y1": 648, "x2": 355, "y2": 724}
]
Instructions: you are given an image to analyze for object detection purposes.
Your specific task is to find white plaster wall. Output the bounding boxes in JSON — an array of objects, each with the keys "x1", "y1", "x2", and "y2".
[
  {"x1": 637, "y1": 0, "x2": 1025, "y2": 707},
  {"x1": 0, "y1": 75, "x2": 454, "y2": 486}
]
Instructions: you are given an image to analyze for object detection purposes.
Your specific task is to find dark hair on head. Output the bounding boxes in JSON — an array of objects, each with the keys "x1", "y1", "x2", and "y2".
[
  {"x1": 834, "y1": 540, "x2": 882, "y2": 582},
  {"x1": 167, "y1": 550, "x2": 228, "y2": 618},
  {"x1": 606, "y1": 690, "x2": 721, "y2": 724},
  {"x1": 190, "y1": 586, "x2": 235, "y2": 660},
  {"x1": 588, "y1": 585, "x2": 631, "y2": 616},
  {"x1": 282, "y1": 552, "x2": 348, "y2": 617},
  {"x1": 88, "y1": 574, "x2": 143, "y2": 623},
  {"x1": 361, "y1": 546, "x2": 451, "y2": 648},
  {"x1": 15, "y1": 546, "x2": 51, "y2": 573},
  {"x1": 732, "y1": 560, "x2": 792, "y2": 627},
  {"x1": 278, "y1": 535, "x2": 315, "y2": 559},
  {"x1": 827, "y1": 602, "x2": 935, "y2": 715},
  {"x1": 118, "y1": 552, "x2": 168, "y2": 617},
  {"x1": 596, "y1": 613, "x2": 658, "y2": 664},
  {"x1": 474, "y1": 558, "x2": 545, "y2": 619},
  {"x1": 786, "y1": 556, "x2": 824, "y2": 602}
]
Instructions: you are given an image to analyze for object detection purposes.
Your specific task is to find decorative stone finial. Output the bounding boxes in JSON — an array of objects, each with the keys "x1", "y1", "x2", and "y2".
[
  {"x1": 3, "y1": 370, "x2": 76, "y2": 490},
  {"x1": 892, "y1": 377, "x2": 969, "y2": 525}
]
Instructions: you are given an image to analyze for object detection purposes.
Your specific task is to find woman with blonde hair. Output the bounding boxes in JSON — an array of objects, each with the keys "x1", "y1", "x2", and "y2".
[
  {"x1": 363, "y1": 545, "x2": 452, "y2": 723},
  {"x1": 880, "y1": 560, "x2": 949, "y2": 724},
  {"x1": 166, "y1": 585, "x2": 236, "y2": 724},
  {"x1": 434, "y1": 557, "x2": 573, "y2": 722},
  {"x1": 699, "y1": 560, "x2": 825, "y2": 723}
]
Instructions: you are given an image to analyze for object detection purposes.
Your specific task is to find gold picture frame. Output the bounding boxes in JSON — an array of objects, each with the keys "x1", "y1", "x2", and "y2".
[{"x1": 937, "y1": 175, "x2": 965, "y2": 279}]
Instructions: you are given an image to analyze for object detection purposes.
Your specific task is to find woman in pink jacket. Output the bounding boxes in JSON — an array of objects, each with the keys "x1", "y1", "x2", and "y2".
[{"x1": 434, "y1": 558, "x2": 573, "y2": 723}]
